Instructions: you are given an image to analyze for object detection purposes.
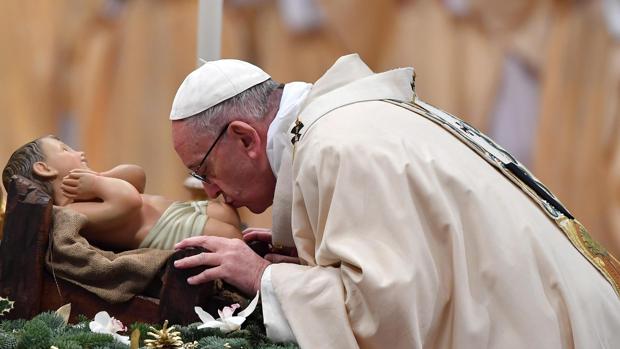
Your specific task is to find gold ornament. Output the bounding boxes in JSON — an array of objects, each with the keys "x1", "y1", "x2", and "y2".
[
  {"x1": 55, "y1": 303, "x2": 71, "y2": 325},
  {"x1": 144, "y1": 320, "x2": 184, "y2": 348},
  {"x1": 182, "y1": 341, "x2": 199, "y2": 349}
]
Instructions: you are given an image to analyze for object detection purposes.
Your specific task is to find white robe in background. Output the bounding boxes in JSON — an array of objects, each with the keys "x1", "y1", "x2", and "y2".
[{"x1": 265, "y1": 54, "x2": 620, "y2": 348}]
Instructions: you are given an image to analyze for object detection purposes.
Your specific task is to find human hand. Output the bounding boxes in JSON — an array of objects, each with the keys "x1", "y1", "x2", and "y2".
[
  {"x1": 174, "y1": 236, "x2": 271, "y2": 295},
  {"x1": 242, "y1": 228, "x2": 300, "y2": 264},
  {"x1": 61, "y1": 169, "x2": 100, "y2": 201},
  {"x1": 242, "y1": 227, "x2": 273, "y2": 244}
]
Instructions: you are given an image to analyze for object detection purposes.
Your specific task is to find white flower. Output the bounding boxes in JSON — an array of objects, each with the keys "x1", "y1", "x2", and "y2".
[
  {"x1": 89, "y1": 311, "x2": 130, "y2": 345},
  {"x1": 195, "y1": 291, "x2": 260, "y2": 333}
]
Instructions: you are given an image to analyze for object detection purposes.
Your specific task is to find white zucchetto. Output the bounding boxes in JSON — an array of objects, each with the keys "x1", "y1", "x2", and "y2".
[{"x1": 170, "y1": 59, "x2": 271, "y2": 120}]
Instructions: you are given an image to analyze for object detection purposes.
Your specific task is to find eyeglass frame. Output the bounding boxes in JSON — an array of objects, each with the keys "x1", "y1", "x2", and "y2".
[
  {"x1": 189, "y1": 84, "x2": 285, "y2": 184},
  {"x1": 189, "y1": 123, "x2": 230, "y2": 184}
]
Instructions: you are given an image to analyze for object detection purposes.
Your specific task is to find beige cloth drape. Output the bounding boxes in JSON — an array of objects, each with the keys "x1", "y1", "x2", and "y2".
[
  {"x1": 378, "y1": 0, "x2": 550, "y2": 131},
  {"x1": 47, "y1": 207, "x2": 172, "y2": 303},
  {"x1": 1, "y1": 0, "x2": 195, "y2": 200},
  {"x1": 70, "y1": 0, "x2": 195, "y2": 199},
  {"x1": 221, "y1": 0, "x2": 393, "y2": 85},
  {"x1": 0, "y1": 0, "x2": 97, "y2": 189},
  {"x1": 533, "y1": 0, "x2": 620, "y2": 258}
]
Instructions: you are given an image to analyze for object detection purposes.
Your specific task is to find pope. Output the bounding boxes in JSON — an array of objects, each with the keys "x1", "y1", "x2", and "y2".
[{"x1": 169, "y1": 54, "x2": 620, "y2": 348}]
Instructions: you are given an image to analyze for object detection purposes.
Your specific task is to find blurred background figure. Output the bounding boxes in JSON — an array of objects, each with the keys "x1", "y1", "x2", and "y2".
[{"x1": 1, "y1": 0, "x2": 619, "y2": 257}]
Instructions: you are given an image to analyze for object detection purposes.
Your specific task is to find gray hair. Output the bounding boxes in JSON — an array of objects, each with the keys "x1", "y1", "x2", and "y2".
[{"x1": 183, "y1": 79, "x2": 280, "y2": 136}]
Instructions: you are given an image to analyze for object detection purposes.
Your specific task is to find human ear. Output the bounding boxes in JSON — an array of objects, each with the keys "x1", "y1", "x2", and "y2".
[
  {"x1": 229, "y1": 121, "x2": 261, "y2": 158},
  {"x1": 32, "y1": 161, "x2": 58, "y2": 179}
]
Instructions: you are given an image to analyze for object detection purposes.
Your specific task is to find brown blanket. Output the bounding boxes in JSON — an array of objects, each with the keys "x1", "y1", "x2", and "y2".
[{"x1": 45, "y1": 207, "x2": 173, "y2": 303}]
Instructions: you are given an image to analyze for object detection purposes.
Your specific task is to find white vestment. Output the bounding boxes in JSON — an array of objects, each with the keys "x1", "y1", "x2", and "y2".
[{"x1": 265, "y1": 54, "x2": 620, "y2": 348}]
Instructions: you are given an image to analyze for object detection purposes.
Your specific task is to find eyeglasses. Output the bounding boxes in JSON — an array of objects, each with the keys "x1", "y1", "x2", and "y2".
[{"x1": 189, "y1": 123, "x2": 229, "y2": 184}]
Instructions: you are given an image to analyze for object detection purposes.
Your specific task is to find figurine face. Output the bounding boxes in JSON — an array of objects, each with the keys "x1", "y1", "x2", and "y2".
[{"x1": 39, "y1": 136, "x2": 90, "y2": 178}]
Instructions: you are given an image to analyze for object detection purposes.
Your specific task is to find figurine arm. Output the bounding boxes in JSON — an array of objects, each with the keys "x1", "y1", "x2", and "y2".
[
  {"x1": 100, "y1": 164, "x2": 146, "y2": 193},
  {"x1": 62, "y1": 169, "x2": 142, "y2": 230}
]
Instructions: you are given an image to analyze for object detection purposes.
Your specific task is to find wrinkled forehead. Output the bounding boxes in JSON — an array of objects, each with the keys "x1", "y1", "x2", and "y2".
[{"x1": 171, "y1": 121, "x2": 212, "y2": 166}]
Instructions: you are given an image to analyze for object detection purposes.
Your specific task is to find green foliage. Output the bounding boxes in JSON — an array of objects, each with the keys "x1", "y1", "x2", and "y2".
[
  {"x1": 53, "y1": 332, "x2": 116, "y2": 347},
  {"x1": 32, "y1": 311, "x2": 66, "y2": 332},
  {"x1": 0, "y1": 319, "x2": 25, "y2": 333},
  {"x1": 17, "y1": 319, "x2": 52, "y2": 349},
  {"x1": 48, "y1": 338, "x2": 82, "y2": 349},
  {"x1": 262, "y1": 343, "x2": 299, "y2": 349},
  {"x1": 75, "y1": 314, "x2": 90, "y2": 323},
  {"x1": 197, "y1": 336, "x2": 251, "y2": 349},
  {"x1": 177, "y1": 324, "x2": 225, "y2": 343},
  {"x1": 92, "y1": 341, "x2": 130, "y2": 349},
  {"x1": 0, "y1": 332, "x2": 17, "y2": 349},
  {"x1": 0, "y1": 311, "x2": 299, "y2": 349}
]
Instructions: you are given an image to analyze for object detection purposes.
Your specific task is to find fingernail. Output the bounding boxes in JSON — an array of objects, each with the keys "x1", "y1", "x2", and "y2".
[{"x1": 187, "y1": 277, "x2": 194, "y2": 285}]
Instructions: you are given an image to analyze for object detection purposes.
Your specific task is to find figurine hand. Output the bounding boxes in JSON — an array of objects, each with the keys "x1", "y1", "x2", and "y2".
[
  {"x1": 173, "y1": 236, "x2": 271, "y2": 295},
  {"x1": 61, "y1": 169, "x2": 99, "y2": 201}
]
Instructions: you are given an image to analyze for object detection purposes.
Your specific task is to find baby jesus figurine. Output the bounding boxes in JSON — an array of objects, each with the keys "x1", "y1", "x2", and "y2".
[{"x1": 2, "y1": 135, "x2": 242, "y2": 250}]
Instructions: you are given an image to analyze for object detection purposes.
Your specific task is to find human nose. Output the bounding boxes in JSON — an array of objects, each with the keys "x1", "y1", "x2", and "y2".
[{"x1": 202, "y1": 181, "x2": 222, "y2": 199}]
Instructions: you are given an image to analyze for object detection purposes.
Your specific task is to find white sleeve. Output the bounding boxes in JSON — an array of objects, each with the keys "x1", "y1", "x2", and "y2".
[{"x1": 260, "y1": 265, "x2": 297, "y2": 343}]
